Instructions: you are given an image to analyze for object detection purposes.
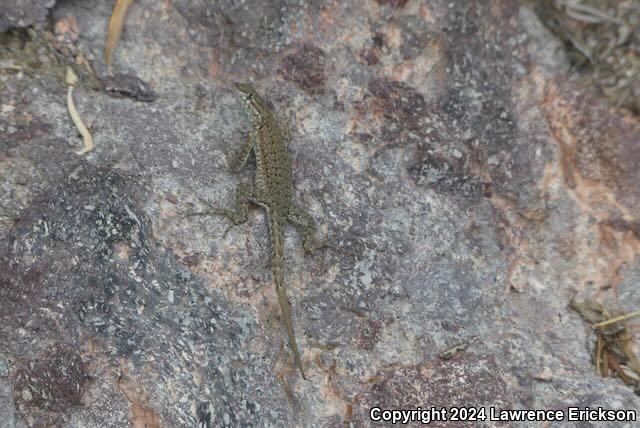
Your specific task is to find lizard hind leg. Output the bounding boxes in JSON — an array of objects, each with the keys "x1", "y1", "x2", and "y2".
[
  {"x1": 287, "y1": 206, "x2": 327, "y2": 254},
  {"x1": 219, "y1": 182, "x2": 257, "y2": 224},
  {"x1": 189, "y1": 182, "x2": 256, "y2": 225}
]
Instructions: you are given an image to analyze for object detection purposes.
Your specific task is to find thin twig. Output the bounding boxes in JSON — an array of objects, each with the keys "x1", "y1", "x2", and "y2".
[
  {"x1": 593, "y1": 310, "x2": 640, "y2": 329},
  {"x1": 105, "y1": 0, "x2": 135, "y2": 73},
  {"x1": 66, "y1": 67, "x2": 94, "y2": 155}
]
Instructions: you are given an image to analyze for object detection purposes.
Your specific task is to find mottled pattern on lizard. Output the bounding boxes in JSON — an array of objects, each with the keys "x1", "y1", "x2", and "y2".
[{"x1": 198, "y1": 83, "x2": 325, "y2": 379}]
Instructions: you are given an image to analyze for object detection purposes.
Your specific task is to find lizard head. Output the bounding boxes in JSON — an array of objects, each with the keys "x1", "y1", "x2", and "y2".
[{"x1": 233, "y1": 82, "x2": 269, "y2": 122}]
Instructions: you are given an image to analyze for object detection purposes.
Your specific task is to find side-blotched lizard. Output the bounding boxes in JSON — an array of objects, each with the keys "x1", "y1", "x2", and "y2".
[{"x1": 194, "y1": 83, "x2": 325, "y2": 379}]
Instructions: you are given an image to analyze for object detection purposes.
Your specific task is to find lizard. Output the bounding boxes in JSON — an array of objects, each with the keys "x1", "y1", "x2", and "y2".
[{"x1": 193, "y1": 82, "x2": 325, "y2": 379}]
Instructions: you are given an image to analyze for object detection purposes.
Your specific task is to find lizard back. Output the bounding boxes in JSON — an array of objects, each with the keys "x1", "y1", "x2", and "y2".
[{"x1": 253, "y1": 118, "x2": 293, "y2": 211}]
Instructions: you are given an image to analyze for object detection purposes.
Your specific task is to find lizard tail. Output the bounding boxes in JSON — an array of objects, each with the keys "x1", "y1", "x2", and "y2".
[{"x1": 270, "y1": 214, "x2": 307, "y2": 379}]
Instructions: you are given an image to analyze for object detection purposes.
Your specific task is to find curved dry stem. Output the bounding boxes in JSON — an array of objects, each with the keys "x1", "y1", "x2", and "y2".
[
  {"x1": 66, "y1": 69, "x2": 94, "y2": 156},
  {"x1": 105, "y1": 0, "x2": 135, "y2": 73}
]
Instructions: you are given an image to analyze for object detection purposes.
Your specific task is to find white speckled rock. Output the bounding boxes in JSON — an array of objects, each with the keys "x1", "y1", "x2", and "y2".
[{"x1": 1, "y1": 0, "x2": 640, "y2": 426}]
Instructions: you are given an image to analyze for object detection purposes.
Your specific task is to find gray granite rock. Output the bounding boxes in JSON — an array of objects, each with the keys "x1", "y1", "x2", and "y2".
[
  {"x1": 1, "y1": 0, "x2": 640, "y2": 426},
  {"x1": 0, "y1": 0, "x2": 56, "y2": 33}
]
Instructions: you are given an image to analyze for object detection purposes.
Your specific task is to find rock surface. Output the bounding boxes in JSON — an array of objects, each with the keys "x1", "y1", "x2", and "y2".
[
  {"x1": 1, "y1": 0, "x2": 640, "y2": 426},
  {"x1": 0, "y1": 0, "x2": 56, "y2": 33}
]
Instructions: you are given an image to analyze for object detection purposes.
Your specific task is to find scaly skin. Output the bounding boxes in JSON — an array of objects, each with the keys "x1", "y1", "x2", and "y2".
[{"x1": 201, "y1": 83, "x2": 325, "y2": 379}]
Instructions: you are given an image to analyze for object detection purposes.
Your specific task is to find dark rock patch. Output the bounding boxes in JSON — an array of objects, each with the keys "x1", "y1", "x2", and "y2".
[
  {"x1": 279, "y1": 43, "x2": 327, "y2": 95},
  {"x1": 12, "y1": 345, "x2": 87, "y2": 427},
  {"x1": 368, "y1": 78, "x2": 427, "y2": 131},
  {"x1": 374, "y1": 0, "x2": 409, "y2": 7}
]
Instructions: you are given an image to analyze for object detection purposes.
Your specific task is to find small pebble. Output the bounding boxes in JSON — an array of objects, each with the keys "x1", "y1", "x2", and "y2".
[
  {"x1": 0, "y1": 359, "x2": 8, "y2": 377},
  {"x1": 21, "y1": 388, "x2": 32, "y2": 401}
]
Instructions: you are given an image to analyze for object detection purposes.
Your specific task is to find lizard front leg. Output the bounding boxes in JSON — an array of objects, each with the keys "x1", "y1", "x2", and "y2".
[
  {"x1": 287, "y1": 206, "x2": 327, "y2": 254},
  {"x1": 227, "y1": 135, "x2": 254, "y2": 172}
]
